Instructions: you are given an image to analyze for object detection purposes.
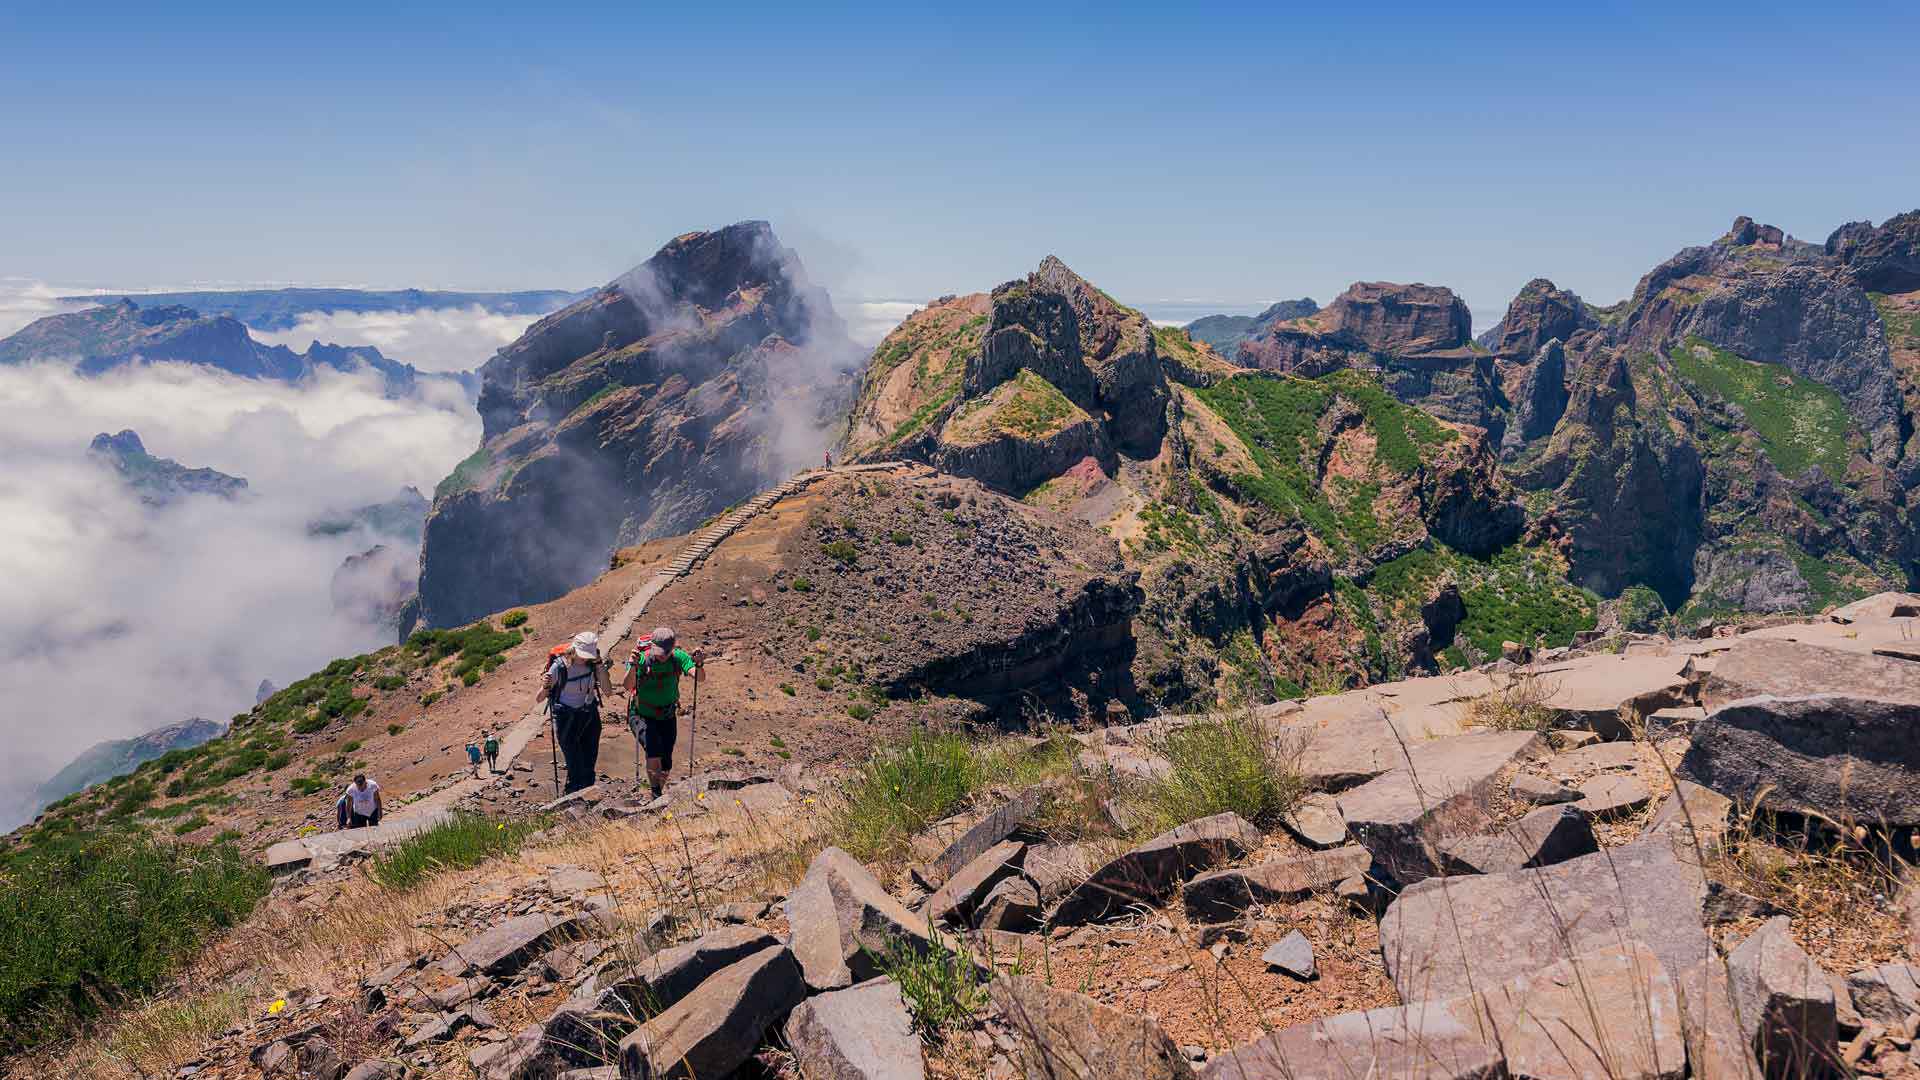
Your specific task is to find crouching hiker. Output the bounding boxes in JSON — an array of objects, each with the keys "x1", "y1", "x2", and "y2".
[
  {"x1": 540, "y1": 631, "x2": 613, "y2": 794},
  {"x1": 343, "y1": 773, "x2": 383, "y2": 828},
  {"x1": 625, "y1": 626, "x2": 701, "y2": 799}
]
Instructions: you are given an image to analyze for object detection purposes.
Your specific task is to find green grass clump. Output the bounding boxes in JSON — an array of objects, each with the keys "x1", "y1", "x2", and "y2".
[
  {"x1": 367, "y1": 812, "x2": 545, "y2": 891},
  {"x1": 371, "y1": 673, "x2": 405, "y2": 692},
  {"x1": 0, "y1": 834, "x2": 269, "y2": 1050},
  {"x1": 822, "y1": 540, "x2": 859, "y2": 566},
  {"x1": 869, "y1": 928, "x2": 987, "y2": 1043},
  {"x1": 1670, "y1": 336, "x2": 1852, "y2": 479},
  {"x1": 1139, "y1": 713, "x2": 1305, "y2": 830},
  {"x1": 501, "y1": 609, "x2": 529, "y2": 628},
  {"x1": 433, "y1": 447, "x2": 492, "y2": 501},
  {"x1": 827, "y1": 731, "x2": 985, "y2": 862}
]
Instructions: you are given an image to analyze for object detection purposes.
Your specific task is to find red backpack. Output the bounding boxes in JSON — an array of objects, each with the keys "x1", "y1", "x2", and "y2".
[{"x1": 541, "y1": 644, "x2": 601, "y2": 705}]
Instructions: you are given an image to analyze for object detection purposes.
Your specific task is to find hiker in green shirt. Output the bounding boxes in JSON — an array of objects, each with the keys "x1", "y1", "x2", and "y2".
[{"x1": 623, "y1": 626, "x2": 700, "y2": 799}]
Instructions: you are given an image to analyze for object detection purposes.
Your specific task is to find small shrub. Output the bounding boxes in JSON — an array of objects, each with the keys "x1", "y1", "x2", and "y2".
[
  {"x1": 263, "y1": 752, "x2": 292, "y2": 771},
  {"x1": 292, "y1": 715, "x2": 328, "y2": 735},
  {"x1": 170, "y1": 814, "x2": 210, "y2": 836},
  {"x1": 1139, "y1": 712, "x2": 1305, "y2": 830},
  {"x1": 870, "y1": 928, "x2": 987, "y2": 1042},
  {"x1": 367, "y1": 812, "x2": 544, "y2": 891},
  {"x1": 846, "y1": 703, "x2": 875, "y2": 721},
  {"x1": 341, "y1": 740, "x2": 363, "y2": 753},
  {"x1": 779, "y1": 683, "x2": 796, "y2": 696},
  {"x1": 421, "y1": 691, "x2": 443, "y2": 706},
  {"x1": 791, "y1": 577, "x2": 815, "y2": 593},
  {"x1": 816, "y1": 676, "x2": 837, "y2": 691},
  {"x1": 1466, "y1": 669, "x2": 1562, "y2": 732},
  {"x1": 722, "y1": 747, "x2": 746, "y2": 757},
  {"x1": 890, "y1": 530, "x2": 914, "y2": 546},
  {"x1": 501, "y1": 609, "x2": 530, "y2": 628},
  {"x1": 826, "y1": 730, "x2": 981, "y2": 861},
  {"x1": 289, "y1": 776, "x2": 329, "y2": 796},
  {"x1": 461, "y1": 670, "x2": 481, "y2": 687},
  {"x1": 806, "y1": 626, "x2": 823, "y2": 642},
  {"x1": 372, "y1": 674, "x2": 405, "y2": 692},
  {"x1": 770, "y1": 735, "x2": 787, "y2": 748},
  {"x1": 822, "y1": 540, "x2": 858, "y2": 566},
  {"x1": 387, "y1": 723, "x2": 405, "y2": 736}
]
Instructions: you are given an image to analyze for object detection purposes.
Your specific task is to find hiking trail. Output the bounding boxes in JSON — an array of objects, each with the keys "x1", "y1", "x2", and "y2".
[{"x1": 264, "y1": 462, "x2": 909, "y2": 872}]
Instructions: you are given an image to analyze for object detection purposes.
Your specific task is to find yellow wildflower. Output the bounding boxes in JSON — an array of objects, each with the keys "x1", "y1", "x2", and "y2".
[{"x1": 268, "y1": 998, "x2": 287, "y2": 1015}]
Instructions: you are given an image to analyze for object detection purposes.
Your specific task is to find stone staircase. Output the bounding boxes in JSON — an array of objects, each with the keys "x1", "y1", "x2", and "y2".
[{"x1": 265, "y1": 462, "x2": 910, "y2": 873}]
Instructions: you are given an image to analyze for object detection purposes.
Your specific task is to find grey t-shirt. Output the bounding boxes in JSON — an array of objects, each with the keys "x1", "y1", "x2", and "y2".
[{"x1": 549, "y1": 658, "x2": 602, "y2": 709}]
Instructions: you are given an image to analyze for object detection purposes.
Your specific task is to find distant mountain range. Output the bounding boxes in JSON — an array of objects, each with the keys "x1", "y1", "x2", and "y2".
[
  {"x1": 60, "y1": 287, "x2": 588, "y2": 331},
  {"x1": 1184, "y1": 298, "x2": 1319, "y2": 356},
  {"x1": 0, "y1": 298, "x2": 475, "y2": 397}
]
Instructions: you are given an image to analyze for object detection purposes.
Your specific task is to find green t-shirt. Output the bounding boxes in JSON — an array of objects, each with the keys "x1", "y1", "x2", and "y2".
[{"x1": 627, "y1": 647, "x2": 695, "y2": 711}]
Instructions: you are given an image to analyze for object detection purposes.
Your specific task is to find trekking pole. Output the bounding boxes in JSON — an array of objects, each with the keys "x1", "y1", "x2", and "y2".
[
  {"x1": 546, "y1": 699, "x2": 561, "y2": 799},
  {"x1": 688, "y1": 667, "x2": 699, "y2": 777}
]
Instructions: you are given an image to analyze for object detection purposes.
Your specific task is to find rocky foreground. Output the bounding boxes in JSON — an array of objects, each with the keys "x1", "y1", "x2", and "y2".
[{"x1": 118, "y1": 596, "x2": 1920, "y2": 1080}]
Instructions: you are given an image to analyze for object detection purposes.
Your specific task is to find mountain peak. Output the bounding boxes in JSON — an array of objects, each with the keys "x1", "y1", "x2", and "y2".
[{"x1": 88, "y1": 428, "x2": 146, "y2": 457}]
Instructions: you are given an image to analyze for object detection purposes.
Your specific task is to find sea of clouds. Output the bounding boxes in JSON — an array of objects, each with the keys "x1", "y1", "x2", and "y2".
[{"x1": 0, "y1": 321, "x2": 480, "y2": 828}]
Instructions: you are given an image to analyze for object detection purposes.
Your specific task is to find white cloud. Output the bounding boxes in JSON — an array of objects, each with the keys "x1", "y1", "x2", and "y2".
[
  {"x1": 0, "y1": 277, "x2": 95, "y2": 337},
  {"x1": 845, "y1": 300, "x2": 919, "y2": 346},
  {"x1": 251, "y1": 305, "x2": 541, "y2": 373},
  {"x1": 0, "y1": 361, "x2": 479, "y2": 828}
]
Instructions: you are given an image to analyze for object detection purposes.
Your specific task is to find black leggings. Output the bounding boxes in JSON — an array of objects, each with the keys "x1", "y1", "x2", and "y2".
[{"x1": 553, "y1": 705, "x2": 602, "y2": 793}]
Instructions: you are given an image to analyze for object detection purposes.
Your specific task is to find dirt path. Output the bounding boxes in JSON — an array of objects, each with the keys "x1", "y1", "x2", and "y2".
[{"x1": 265, "y1": 464, "x2": 904, "y2": 871}]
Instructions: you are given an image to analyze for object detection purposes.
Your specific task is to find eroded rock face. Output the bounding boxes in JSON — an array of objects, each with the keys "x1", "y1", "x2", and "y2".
[
  {"x1": 784, "y1": 978, "x2": 924, "y2": 1080},
  {"x1": 1486, "y1": 279, "x2": 1594, "y2": 360},
  {"x1": 418, "y1": 221, "x2": 860, "y2": 627},
  {"x1": 616, "y1": 944, "x2": 806, "y2": 1080},
  {"x1": 1828, "y1": 211, "x2": 1920, "y2": 293},
  {"x1": 1678, "y1": 694, "x2": 1920, "y2": 826},
  {"x1": 991, "y1": 975, "x2": 1195, "y2": 1080},
  {"x1": 1053, "y1": 813, "x2": 1261, "y2": 924}
]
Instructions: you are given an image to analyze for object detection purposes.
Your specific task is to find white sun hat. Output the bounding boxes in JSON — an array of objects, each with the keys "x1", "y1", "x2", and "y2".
[{"x1": 571, "y1": 631, "x2": 601, "y2": 660}]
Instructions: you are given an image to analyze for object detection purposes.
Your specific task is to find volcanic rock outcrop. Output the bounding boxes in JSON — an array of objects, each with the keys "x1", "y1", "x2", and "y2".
[{"x1": 416, "y1": 221, "x2": 861, "y2": 628}]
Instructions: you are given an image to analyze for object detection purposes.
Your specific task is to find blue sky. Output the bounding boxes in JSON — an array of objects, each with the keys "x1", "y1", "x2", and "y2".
[{"x1": 2, "y1": 2, "x2": 1915, "y2": 322}]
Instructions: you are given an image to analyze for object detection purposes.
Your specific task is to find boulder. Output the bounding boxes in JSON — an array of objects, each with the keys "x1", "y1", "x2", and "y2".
[
  {"x1": 1679, "y1": 694, "x2": 1920, "y2": 826},
  {"x1": 617, "y1": 945, "x2": 806, "y2": 1080},
  {"x1": 1200, "y1": 1001, "x2": 1499, "y2": 1080},
  {"x1": 1379, "y1": 841, "x2": 1711, "y2": 1001},
  {"x1": 1640, "y1": 780, "x2": 1736, "y2": 860},
  {"x1": 922, "y1": 839, "x2": 1025, "y2": 928},
  {"x1": 990, "y1": 975, "x2": 1195, "y2": 1080},
  {"x1": 1465, "y1": 943, "x2": 1686, "y2": 1080},
  {"x1": 1434, "y1": 804, "x2": 1597, "y2": 874},
  {"x1": 786, "y1": 847, "x2": 947, "y2": 991},
  {"x1": 1509, "y1": 773, "x2": 1581, "y2": 805},
  {"x1": 1703, "y1": 640, "x2": 1920, "y2": 709},
  {"x1": 1022, "y1": 842, "x2": 1088, "y2": 906},
  {"x1": 1673, "y1": 960, "x2": 1765, "y2": 1080},
  {"x1": 976, "y1": 875, "x2": 1041, "y2": 932},
  {"x1": 1181, "y1": 846, "x2": 1373, "y2": 921},
  {"x1": 926, "y1": 786, "x2": 1047, "y2": 886},
  {"x1": 1844, "y1": 963, "x2": 1920, "y2": 1024},
  {"x1": 784, "y1": 977, "x2": 924, "y2": 1080},
  {"x1": 1534, "y1": 653, "x2": 1694, "y2": 737},
  {"x1": 1277, "y1": 792, "x2": 1347, "y2": 849},
  {"x1": 1727, "y1": 916, "x2": 1840, "y2": 1077},
  {"x1": 441, "y1": 912, "x2": 600, "y2": 977},
  {"x1": 1261, "y1": 930, "x2": 1315, "y2": 980},
  {"x1": 1053, "y1": 813, "x2": 1260, "y2": 924},
  {"x1": 617, "y1": 925, "x2": 780, "y2": 1013},
  {"x1": 1335, "y1": 730, "x2": 1546, "y2": 883},
  {"x1": 343, "y1": 1064, "x2": 406, "y2": 1080},
  {"x1": 1575, "y1": 774, "x2": 1653, "y2": 819}
]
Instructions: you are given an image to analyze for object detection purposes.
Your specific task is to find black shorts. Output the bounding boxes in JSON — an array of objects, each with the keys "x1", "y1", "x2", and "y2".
[{"x1": 635, "y1": 702, "x2": 678, "y2": 770}]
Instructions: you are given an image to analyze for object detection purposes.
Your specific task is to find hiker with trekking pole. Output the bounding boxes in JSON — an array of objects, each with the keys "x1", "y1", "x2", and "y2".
[
  {"x1": 623, "y1": 627, "x2": 702, "y2": 800},
  {"x1": 537, "y1": 631, "x2": 614, "y2": 796}
]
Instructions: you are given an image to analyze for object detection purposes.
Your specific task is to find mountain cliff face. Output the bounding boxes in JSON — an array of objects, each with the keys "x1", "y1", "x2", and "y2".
[
  {"x1": 416, "y1": 221, "x2": 861, "y2": 628},
  {"x1": 31, "y1": 717, "x2": 224, "y2": 812},
  {"x1": 1184, "y1": 298, "x2": 1319, "y2": 356},
  {"x1": 0, "y1": 299, "x2": 436, "y2": 395},
  {"x1": 846, "y1": 258, "x2": 1553, "y2": 707}
]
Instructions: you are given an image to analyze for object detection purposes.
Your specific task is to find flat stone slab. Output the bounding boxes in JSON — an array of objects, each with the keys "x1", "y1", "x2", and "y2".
[
  {"x1": 1182, "y1": 846, "x2": 1372, "y2": 921},
  {"x1": 1336, "y1": 730, "x2": 1546, "y2": 884},
  {"x1": 1379, "y1": 840, "x2": 1711, "y2": 1001},
  {"x1": 1553, "y1": 740, "x2": 1642, "y2": 773},
  {"x1": 1199, "y1": 1000, "x2": 1500, "y2": 1080},
  {"x1": 1704, "y1": 639, "x2": 1920, "y2": 708},
  {"x1": 787, "y1": 847, "x2": 947, "y2": 991},
  {"x1": 441, "y1": 912, "x2": 598, "y2": 978},
  {"x1": 990, "y1": 975, "x2": 1195, "y2": 1080},
  {"x1": 1054, "y1": 813, "x2": 1260, "y2": 925},
  {"x1": 618, "y1": 945, "x2": 805, "y2": 1080},
  {"x1": 927, "y1": 786, "x2": 1047, "y2": 886},
  {"x1": 1278, "y1": 793, "x2": 1348, "y2": 848},
  {"x1": 1509, "y1": 773, "x2": 1581, "y2": 805},
  {"x1": 1845, "y1": 962, "x2": 1920, "y2": 1023},
  {"x1": 1533, "y1": 653, "x2": 1693, "y2": 736},
  {"x1": 923, "y1": 839, "x2": 1024, "y2": 928},
  {"x1": 1076, "y1": 746, "x2": 1171, "y2": 781},
  {"x1": 1576, "y1": 774, "x2": 1653, "y2": 819},
  {"x1": 1261, "y1": 930, "x2": 1315, "y2": 980},
  {"x1": 1639, "y1": 780, "x2": 1735, "y2": 859},
  {"x1": 1466, "y1": 943, "x2": 1686, "y2": 1080},
  {"x1": 1679, "y1": 693, "x2": 1920, "y2": 826},
  {"x1": 265, "y1": 808, "x2": 453, "y2": 874},
  {"x1": 784, "y1": 977, "x2": 924, "y2": 1080},
  {"x1": 1436, "y1": 804, "x2": 1597, "y2": 875},
  {"x1": 620, "y1": 925, "x2": 780, "y2": 1013},
  {"x1": 1275, "y1": 701, "x2": 1408, "y2": 790}
]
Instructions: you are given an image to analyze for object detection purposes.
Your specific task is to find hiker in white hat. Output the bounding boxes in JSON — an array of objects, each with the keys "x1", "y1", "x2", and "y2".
[{"x1": 538, "y1": 630, "x2": 614, "y2": 793}]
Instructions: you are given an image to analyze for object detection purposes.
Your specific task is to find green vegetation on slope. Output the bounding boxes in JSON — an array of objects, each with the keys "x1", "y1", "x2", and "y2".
[
  {"x1": 434, "y1": 447, "x2": 493, "y2": 500},
  {"x1": 1360, "y1": 544, "x2": 1598, "y2": 667},
  {"x1": 1192, "y1": 370, "x2": 1454, "y2": 556},
  {"x1": 0, "y1": 834, "x2": 269, "y2": 1051},
  {"x1": 1871, "y1": 293, "x2": 1920, "y2": 353},
  {"x1": 1670, "y1": 336, "x2": 1853, "y2": 478}
]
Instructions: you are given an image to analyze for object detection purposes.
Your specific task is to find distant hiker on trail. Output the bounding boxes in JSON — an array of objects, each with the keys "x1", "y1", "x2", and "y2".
[
  {"x1": 483, "y1": 733, "x2": 500, "y2": 774},
  {"x1": 465, "y1": 741, "x2": 483, "y2": 777},
  {"x1": 624, "y1": 626, "x2": 701, "y2": 799},
  {"x1": 539, "y1": 631, "x2": 613, "y2": 794},
  {"x1": 823, "y1": 449, "x2": 832, "y2": 469},
  {"x1": 343, "y1": 774, "x2": 383, "y2": 829}
]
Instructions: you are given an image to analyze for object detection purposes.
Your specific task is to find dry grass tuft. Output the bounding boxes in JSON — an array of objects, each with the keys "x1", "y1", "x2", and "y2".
[{"x1": 1464, "y1": 668, "x2": 1562, "y2": 731}]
